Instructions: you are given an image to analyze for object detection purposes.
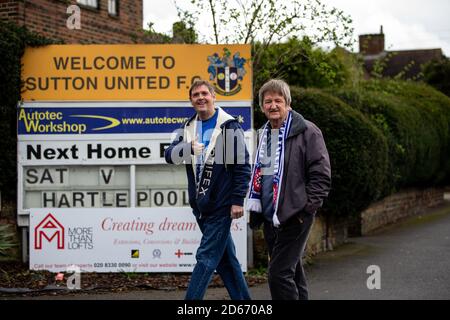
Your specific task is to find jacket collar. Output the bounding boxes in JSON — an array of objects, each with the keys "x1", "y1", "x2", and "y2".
[
  {"x1": 287, "y1": 110, "x2": 307, "y2": 138},
  {"x1": 262, "y1": 110, "x2": 307, "y2": 138}
]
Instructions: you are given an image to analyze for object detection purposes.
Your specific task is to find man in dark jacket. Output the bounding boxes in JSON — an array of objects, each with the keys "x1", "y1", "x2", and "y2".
[
  {"x1": 247, "y1": 79, "x2": 331, "y2": 300},
  {"x1": 165, "y1": 80, "x2": 251, "y2": 300}
]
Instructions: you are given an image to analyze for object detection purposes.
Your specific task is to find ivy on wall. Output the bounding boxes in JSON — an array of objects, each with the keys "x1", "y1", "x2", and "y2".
[{"x1": 0, "y1": 21, "x2": 58, "y2": 204}]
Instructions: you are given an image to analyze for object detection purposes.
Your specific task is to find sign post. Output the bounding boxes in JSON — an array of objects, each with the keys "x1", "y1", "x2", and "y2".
[{"x1": 19, "y1": 44, "x2": 253, "y2": 272}]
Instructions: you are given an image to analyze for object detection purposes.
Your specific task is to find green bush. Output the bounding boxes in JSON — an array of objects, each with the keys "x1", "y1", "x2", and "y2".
[
  {"x1": 0, "y1": 224, "x2": 19, "y2": 260},
  {"x1": 334, "y1": 80, "x2": 450, "y2": 189},
  {"x1": 333, "y1": 84, "x2": 422, "y2": 192},
  {"x1": 423, "y1": 58, "x2": 450, "y2": 98},
  {"x1": 378, "y1": 80, "x2": 450, "y2": 185},
  {"x1": 0, "y1": 21, "x2": 56, "y2": 202},
  {"x1": 289, "y1": 87, "x2": 389, "y2": 218}
]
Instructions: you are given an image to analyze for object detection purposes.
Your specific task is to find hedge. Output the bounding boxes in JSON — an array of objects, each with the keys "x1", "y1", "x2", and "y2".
[
  {"x1": 334, "y1": 80, "x2": 450, "y2": 190},
  {"x1": 290, "y1": 88, "x2": 388, "y2": 218},
  {"x1": 375, "y1": 80, "x2": 450, "y2": 185},
  {"x1": 0, "y1": 21, "x2": 56, "y2": 202},
  {"x1": 253, "y1": 80, "x2": 450, "y2": 219},
  {"x1": 333, "y1": 85, "x2": 424, "y2": 193}
]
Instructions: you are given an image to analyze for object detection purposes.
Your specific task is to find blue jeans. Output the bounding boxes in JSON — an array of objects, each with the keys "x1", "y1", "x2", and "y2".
[{"x1": 185, "y1": 213, "x2": 251, "y2": 300}]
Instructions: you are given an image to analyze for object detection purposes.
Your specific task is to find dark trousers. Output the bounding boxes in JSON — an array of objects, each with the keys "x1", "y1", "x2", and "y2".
[{"x1": 263, "y1": 212, "x2": 315, "y2": 300}]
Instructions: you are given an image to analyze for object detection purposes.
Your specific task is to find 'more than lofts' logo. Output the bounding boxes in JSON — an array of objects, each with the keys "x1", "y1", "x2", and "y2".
[{"x1": 34, "y1": 213, "x2": 65, "y2": 250}]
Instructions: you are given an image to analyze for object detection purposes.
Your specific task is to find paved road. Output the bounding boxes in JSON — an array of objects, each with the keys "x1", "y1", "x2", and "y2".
[{"x1": 6, "y1": 200, "x2": 450, "y2": 300}]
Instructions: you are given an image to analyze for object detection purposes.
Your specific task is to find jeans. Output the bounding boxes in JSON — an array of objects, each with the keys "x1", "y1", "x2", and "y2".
[
  {"x1": 185, "y1": 213, "x2": 251, "y2": 300},
  {"x1": 263, "y1": 211, "x2": 315, "y2": 300}
]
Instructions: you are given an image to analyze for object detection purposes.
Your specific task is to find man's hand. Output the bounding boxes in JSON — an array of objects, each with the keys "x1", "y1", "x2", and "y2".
[
  {"x1": 192, "y1": 135, "x2": 205, "y2": 155},
  {"x1": 231, "y1": 205, "x2": 244, "y2": 220}
]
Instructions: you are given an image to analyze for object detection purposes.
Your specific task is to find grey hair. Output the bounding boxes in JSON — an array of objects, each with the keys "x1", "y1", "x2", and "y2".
[
  {"x1": 258, "y1": 79, "x2": 291, "y2": 111},
  {"x1": 189, "y1": 79, "x2": 215, "y2": 99}
]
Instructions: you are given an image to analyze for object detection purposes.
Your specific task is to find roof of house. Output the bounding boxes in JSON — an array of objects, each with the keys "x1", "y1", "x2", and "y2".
[{"x1": 363, "y1": 48, "x2": 443, "y2": 79}]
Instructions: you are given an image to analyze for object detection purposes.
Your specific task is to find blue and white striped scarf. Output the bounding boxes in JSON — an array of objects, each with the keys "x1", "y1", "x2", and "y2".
[{"x1": 246, "y1": 112, "x2": 292, "y2": 217}]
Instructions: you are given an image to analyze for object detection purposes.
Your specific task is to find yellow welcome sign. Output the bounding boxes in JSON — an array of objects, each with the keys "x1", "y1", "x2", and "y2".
[{"x1": 22, "y1": 44, "x2": 252, "y2": 101}]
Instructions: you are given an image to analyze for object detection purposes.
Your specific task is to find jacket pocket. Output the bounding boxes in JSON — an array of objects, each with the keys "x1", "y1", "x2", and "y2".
[{"x1": 296, "y1": 209, "x2": 314, "y2": 224}]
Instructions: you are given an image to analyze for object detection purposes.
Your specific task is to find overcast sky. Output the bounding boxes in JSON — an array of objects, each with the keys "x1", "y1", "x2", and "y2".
[{"x1": 143, "y1": 0, "x2": 450, "y2": 56}]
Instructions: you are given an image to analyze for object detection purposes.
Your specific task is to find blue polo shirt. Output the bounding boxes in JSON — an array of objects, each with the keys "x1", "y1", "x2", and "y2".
[
  {"x1": 198, "y1": 109, "x2": 218, "y2": 149},
  {"x1": 196, "y1": 109, "x2": 218, "y2": 181}
]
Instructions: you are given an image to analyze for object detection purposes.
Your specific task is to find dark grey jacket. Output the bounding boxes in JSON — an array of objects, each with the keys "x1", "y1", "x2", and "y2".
[
  {"x1": 251, "y1": 110, "x2": 331, "y2": 227},
  {"x1": 278, "y1": 110, "x2": 331, "y2": 223}
]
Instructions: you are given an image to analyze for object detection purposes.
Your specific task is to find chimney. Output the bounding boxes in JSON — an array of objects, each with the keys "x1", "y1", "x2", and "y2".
[{"x1": 359, "y1": 25, "x2": 385, "y2": 55}]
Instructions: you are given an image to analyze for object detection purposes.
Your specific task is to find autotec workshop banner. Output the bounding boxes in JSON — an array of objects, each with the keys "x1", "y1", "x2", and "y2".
[{"x1": 20, "y1": 44, "x2": 252, "y2": 272}]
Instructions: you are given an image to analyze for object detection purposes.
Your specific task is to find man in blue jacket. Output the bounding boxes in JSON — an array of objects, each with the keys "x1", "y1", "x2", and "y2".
[{"x1": 165, "y1": 79, "x2": 251, "y2": 300}]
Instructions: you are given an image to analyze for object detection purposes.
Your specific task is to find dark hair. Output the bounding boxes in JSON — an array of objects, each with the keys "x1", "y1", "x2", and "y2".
[{"x1": 189, "y1": 80, "x2": 215, "y2": 99}]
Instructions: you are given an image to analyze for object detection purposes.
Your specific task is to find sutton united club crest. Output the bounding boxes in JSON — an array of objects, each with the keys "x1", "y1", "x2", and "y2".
[{"x1": 207, "y1": 48, "x2": 247, "y2": 96}]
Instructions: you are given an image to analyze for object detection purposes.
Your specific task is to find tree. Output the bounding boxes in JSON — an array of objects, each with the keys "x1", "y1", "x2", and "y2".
[
  {"x1": 141, "y1": 22, "x2": 172, "y2": 43},
  {"x1": 141, "y1": 21, "x2": 197, "y2": 44},
  {"x1": 175, "y1": 0, "x2": 353, "y2": 46},
  {"x1": 254, "y1": 37, "x2": 363, "y2": 92},
  {"x1": 174, "y1": 0, "x2": 354, "y2": 94},
  {"x1": 172, "y1": 21, "x2": 197, "y2": 44}
]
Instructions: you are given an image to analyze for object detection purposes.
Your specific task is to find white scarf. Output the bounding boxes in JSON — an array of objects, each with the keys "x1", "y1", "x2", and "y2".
[{"x1": 246, "y1": 112, "x2": 292, "y2": 217}]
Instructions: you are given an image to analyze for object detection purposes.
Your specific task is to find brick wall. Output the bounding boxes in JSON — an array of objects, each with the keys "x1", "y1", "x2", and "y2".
[
  {"x1": 0, "y1": 0, "x2": 143, "y2": 44},
  {"x1": 360, "y1": 188, "x2": 445, "y2": 235},
  {"x1": 309, "y1": 188, "x2": 444, "y2": 256},
  {"x1": 306, "y1": 215, "x2": 348, "y2": 257},
  {"x1": 0, "y1": 0, "x2": 20, "y2": 23}
]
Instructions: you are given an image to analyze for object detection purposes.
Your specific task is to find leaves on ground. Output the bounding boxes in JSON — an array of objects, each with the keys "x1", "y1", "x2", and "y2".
[{"x1": 0, "y1": 261, "x2": 267, "y2": 297}]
